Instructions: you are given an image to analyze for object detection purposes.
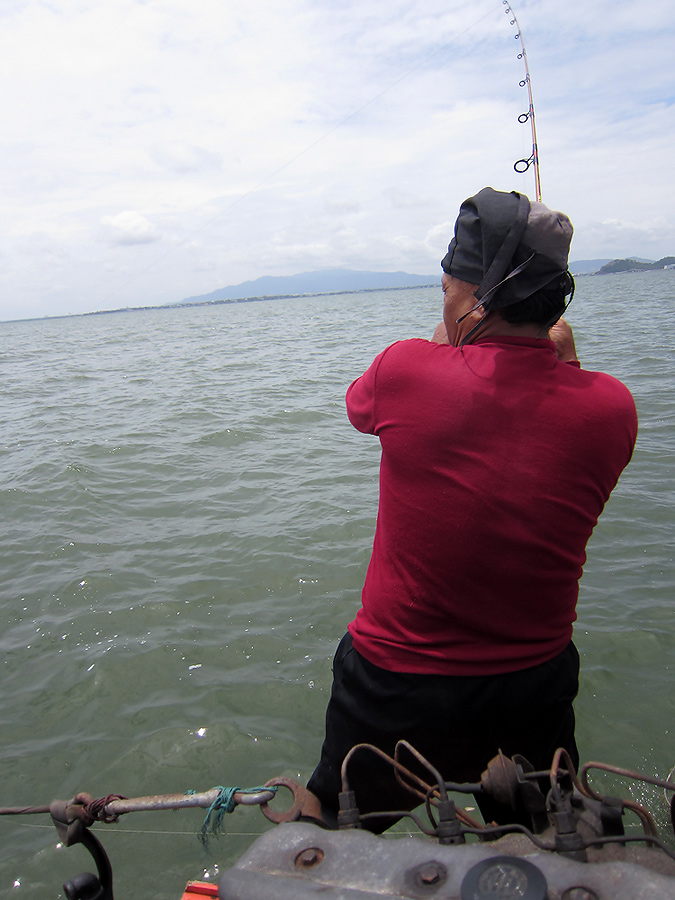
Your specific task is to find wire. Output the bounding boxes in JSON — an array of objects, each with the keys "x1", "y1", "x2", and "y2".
[
  {"x1": 13, "y1": 821, "x2": 266, "y2": 838},
  {"x1": 340, "y1": 741, "x2": 483, "y2": 832},
  {"x1": 582, "y1": 761, "x2": 675, "y2": 795}
]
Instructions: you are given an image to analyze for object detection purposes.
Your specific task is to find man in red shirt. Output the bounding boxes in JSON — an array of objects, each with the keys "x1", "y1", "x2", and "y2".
[{"x1": 308, "y1": 187, "x2": 637, "y2": 827}]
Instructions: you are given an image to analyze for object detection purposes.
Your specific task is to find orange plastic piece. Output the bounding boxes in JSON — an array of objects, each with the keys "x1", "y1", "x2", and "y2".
[{"x1": 179, "y1": 881, "x2": 219, "y2": 899}]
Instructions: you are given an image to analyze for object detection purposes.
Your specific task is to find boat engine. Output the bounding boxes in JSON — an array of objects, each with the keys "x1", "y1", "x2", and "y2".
[{"x1": 212, "y1": 743, "x2": 675, "y2": 900}]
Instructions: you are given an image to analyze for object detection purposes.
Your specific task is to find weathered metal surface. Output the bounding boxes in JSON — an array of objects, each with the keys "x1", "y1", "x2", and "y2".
[
  {"x1": 259, "y1": 777, "x2": 328, "y2": 827},
  {"x1": 216, "y1": 822, "x2": 675, "y2": 900},
  {"x1": 103, "y1": 788, "x2": 276, "y2": 816}
]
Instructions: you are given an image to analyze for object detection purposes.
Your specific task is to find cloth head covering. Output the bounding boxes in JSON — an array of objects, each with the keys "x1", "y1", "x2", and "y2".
[{"x1": 441, "y1": 187, "x2": 573, "y2": 310}]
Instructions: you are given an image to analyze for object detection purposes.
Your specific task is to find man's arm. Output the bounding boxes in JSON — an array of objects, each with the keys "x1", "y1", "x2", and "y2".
[{"x1": 346, "y1": 347, "x2": 391, "y2": 434}]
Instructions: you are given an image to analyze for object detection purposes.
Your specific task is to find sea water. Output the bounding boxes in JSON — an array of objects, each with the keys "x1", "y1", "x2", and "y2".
[{"x1": 0, "y1": 269, "x2": 673, "y2": 898}]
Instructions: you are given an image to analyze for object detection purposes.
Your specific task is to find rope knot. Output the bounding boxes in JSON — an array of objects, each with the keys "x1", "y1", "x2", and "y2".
[
  {"x1": 86, "y1": 794, "x2": 128, "y2": 824},
  {"x1": 197, "y1": 785, "x2": 278, "y2": 847}
]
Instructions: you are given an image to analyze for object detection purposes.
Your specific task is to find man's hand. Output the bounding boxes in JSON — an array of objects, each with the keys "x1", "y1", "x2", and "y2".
[
  {"x1": 549, "y1": 318, "x2": 579, "y2": 363},
  {"x1": 431, "y1": 321, "x2": 450, "y2": 344}
]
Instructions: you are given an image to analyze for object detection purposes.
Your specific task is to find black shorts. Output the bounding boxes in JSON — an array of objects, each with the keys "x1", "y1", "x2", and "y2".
[{"x1": 307, "y1": 633, "x2": 579, "y2": 828}]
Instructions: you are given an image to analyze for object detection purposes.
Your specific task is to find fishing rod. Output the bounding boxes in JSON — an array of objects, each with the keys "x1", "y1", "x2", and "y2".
[{"x1": 503, "y1": 0, "x2": 542, "y2": 201}]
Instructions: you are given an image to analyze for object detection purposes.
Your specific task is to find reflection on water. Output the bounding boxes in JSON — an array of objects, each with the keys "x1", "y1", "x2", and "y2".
[{"x1": 0, "y1": 270, "x2": 673, "y2": 897}]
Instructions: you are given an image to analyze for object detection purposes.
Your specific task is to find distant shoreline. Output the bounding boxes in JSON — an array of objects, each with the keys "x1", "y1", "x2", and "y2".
[
  {"x1": 6, "y1": 282, "x2": 439, "y2": 324},
  {"x1": 4, "y1": 264, "x2": 674, "y2": 325},
  {"x1": 175, "y1": 281, "x2": 438, "y2": 310},
  {"x1": 592, "y1": 256, "x2": 675, "y2": 275}
]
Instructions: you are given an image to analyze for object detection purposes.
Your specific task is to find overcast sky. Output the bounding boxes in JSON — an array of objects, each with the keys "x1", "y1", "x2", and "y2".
[{"x1": 1, "y1": 0, "x2": 674, "y2": 321}]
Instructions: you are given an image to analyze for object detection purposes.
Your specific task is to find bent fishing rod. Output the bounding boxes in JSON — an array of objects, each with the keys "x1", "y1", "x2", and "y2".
[{"x1": 503, "y1": 0, "x2": 541, "y2": 201}]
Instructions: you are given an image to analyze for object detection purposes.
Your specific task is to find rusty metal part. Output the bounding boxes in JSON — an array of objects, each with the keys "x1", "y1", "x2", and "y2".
[
  {"x1": 47, "y1": 787, "x2": 277, "y2": 830},
  {"x1": 1, "y1": 789, "x2": 272, "y2": 820},
  {"x1": 582, "y1": 761, "x2": 675, "y2": 801},
  {"x1": 580, "y1": 762, "x2": 661, "y2": 836},
  {"x1": 294, "y1": 847, "x2": 324, "y2": 869},
  {"x1": 414, "y1": 861, "x2": 447, "y2": 888},
  {"x1": 395, "y1": 739, "x2": 481, "y2": 829},
  {"x1": 101, "y1": 787, "x2": 276, "y2": 817},
  {"x1": 0, "y1": 804, "x2": 51, "y2": 815},
  {"x1": 551, "y1": 747, "x2": 583, "y2": 795},
  {"x1": 259, "y1": 777, "x2": 328, "y2": 827},
  {"x1": 339, "y1": 741, "x2": 484, "y2": 831},
  {"x1": 481, "y1": 751, "x2": 519, "y2": 808},
  {"x1": 49, "y1": 799, "x2": 114, "y2": 899},
  {"x1": 341, "y1": 743, "x2": 433, "y2": 803},
  {"x1": 395, "y1": 741, "x2": 448, "y2": 802}
]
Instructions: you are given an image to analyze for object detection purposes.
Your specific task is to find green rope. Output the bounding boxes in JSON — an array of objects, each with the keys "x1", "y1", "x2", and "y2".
[{"x1": 197, "y1": 786, "x2": 277, "y2": 847}]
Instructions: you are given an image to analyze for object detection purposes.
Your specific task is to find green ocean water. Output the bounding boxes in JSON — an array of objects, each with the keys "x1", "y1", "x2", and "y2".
[{"x1": 0, "y1": 270, "x2": 673, "y2": 898}]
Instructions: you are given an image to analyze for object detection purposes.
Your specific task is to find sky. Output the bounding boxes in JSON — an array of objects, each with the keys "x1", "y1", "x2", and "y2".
[{"x1": 1, "y1": 0, "x2": 674, "y2": 322}]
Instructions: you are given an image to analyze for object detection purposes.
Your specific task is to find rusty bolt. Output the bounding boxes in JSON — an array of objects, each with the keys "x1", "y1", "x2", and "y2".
[
  {"x1": 562, "y1": 889, "x2": 599, "y2": 900},
  {"x1": 295, "y1": 847, "x2": 324, "y2": 869},
  {"x1": 418, "y1": 863, "x2": 443, "y2": 886}
]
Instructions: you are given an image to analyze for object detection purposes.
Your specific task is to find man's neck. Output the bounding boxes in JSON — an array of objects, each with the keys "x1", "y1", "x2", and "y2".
[{"x1": 468, "y1": 314, "x2": 546, "y2": 343}]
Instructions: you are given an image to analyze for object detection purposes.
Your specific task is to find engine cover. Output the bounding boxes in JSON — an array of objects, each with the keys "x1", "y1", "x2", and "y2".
[{"x1": 217, "y1": 821, "x2": 675, "y2": 900}]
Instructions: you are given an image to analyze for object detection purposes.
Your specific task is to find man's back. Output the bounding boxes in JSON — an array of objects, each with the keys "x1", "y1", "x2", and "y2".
[{"x1": 346, "y1": 335, "x2": 637, "y2": 676}]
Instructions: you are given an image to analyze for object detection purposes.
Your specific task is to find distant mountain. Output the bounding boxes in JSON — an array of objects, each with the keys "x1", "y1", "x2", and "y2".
[
  {"x1": 179, "y1": 269, "x2": 436, "y2": 305},
  {"x1": 176, "y1": 259, "x2": 675, "y2": 308},
  {"x1": 569, "y1": 259, "x2": 613, "y2": 275},
  {"x1": 596, "y1": 257, "x2": 675, "y2": 275}
]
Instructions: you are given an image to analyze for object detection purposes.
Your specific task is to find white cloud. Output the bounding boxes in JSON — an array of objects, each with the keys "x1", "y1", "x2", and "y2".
[
  {"x1": 100, "y1": 211, "x2": 160, "y2": 245},
  {"x1": 580, "y1": 217, "x2": 675, "y2": 259},
  {"x1": 0, "y1": 0, "x2": 674, "y2": 319}
]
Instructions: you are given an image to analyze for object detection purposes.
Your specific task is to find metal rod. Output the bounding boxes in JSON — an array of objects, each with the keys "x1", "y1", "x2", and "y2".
[
  {"x1": 504, "y1": 1, "x2": 542, "y2": 200},
  {"x1": 103, "y1": 788, "x2": 276, "y2": 816}
]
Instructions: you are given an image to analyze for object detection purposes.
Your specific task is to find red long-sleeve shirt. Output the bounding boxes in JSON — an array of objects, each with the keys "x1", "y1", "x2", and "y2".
[{"x1": 346, "y1": 336, "x2": 637, "y2": 675}]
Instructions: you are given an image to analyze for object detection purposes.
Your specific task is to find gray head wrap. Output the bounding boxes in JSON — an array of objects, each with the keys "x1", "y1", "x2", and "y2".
[{"x1": 441, "y1": 187, "x2": 574, "y2": 310}]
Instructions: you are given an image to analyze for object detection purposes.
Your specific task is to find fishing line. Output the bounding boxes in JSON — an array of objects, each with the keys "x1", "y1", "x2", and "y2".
[
  {"x1": 14, "y1": 821, "x2": 266, "y2": 838},
  {"x1": 502, "y1": 0, "x2": 542, "y2": 200},
  {"x1": 14, "y1": 819, "x2": 423, "y2": 838},
  {"x1": 97, "y1": 3, "x2": 504, "y2": 308}
]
